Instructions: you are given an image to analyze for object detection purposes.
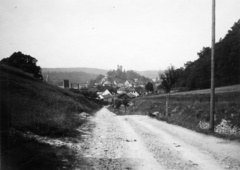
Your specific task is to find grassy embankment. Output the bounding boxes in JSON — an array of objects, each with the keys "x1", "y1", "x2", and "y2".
[
  {"x1": 111, "y1": 85, "x2": 240, "y2": 140},
  {"x1": 0, "y1": 64, "x2": 100, "y2": 169}
]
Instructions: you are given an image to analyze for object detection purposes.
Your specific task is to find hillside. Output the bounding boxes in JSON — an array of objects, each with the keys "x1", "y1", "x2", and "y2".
[
  {"x1": 175, "y1": 19, "x2": 240, "y2": 90},
  {"x1": 0, "y1": 64, "x2": 99, "y2": 135},
  {"x1": 42, "y1": 71, "x2": 99, "y2": 85},
  {"x1": 0, "y1": 64, "x2": 100, "y2": 169},
  {"x1": 136, "y1": 70, "x2": 161, "y2": 79}
]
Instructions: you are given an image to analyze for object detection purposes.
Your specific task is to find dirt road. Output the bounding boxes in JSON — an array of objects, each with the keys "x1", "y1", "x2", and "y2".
[{"x1": 79, "y1": 107, "x2": 240, "y2": 170}]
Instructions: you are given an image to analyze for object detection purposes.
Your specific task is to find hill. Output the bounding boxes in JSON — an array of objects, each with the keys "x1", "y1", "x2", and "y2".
[
  {"x1": 175, "y1": 19, "x2": 240, "y2": 90},
  {"x1": 42, "y1": 67, "x2": 109, "y2": 75},
  {"x1": 42, "y1": 67, "x2": 108, "y2": 85},
  {"x1": 98, "y1": 67, "x2": 152, "y2": 86},
  {"x1": 0, "y1": 64, "x2": 99, "y2": 136}
]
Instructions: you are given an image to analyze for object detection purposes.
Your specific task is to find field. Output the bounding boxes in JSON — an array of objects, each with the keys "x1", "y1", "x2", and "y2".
[{"x1": 149, "y1": 84, "x2": 240, "y2": 97}]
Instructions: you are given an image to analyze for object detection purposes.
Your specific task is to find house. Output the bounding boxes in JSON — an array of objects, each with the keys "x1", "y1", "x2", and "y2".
[
  {"x1": 124, "y1": 80, "x2": 132, "y2": 87},
  {"x1": 152, "y1": 77, "x2": 160, "y2": 82},
  {"x1": 132, "y1": 91, "x2": 139, "y2": 97},
  {"x1": 117, "y1": 90, "x2": 126, "y2": 94},
  {"x1": 98, "y1": 95, "x2": 104, "y2": 100},
  {"x1": 80, "y1": 81, "x2": 89, "y2": 89},
  {"x1": 117, "y1": 93, "x2": 131, "y2": 100},
  {"x1": 63, "y1": 80, "x2": 69, "y2": 88},
  {"x1": 58, "y1": 80, "x2": 70, "y2": 89},
  {"x1": 70, "y1": 83, "x2": 80, "y2": 89},
  {"x1": 97, "y1": 92, "x2": 103, "y2": 95},
  {"x1": 103, "y1": 80, "x2": 112, "y2": 86},
  {"x1": 102, "y1": 93, "x2": 113, "y2": 102},
  {"x1": 98, "y1": 89, "x2": 113, "y2": 103},
  {"x1": 134, "y1": 78, "x2": 138, "y2": 82},
  {"x1": 125, "y1": 80, "x2": 136, "y2": 88},
  {"x1": 127, "y1": 92, "x2": 136, "y2": 98},
  {"x1": 102, "y1": 89, "x2": 112, "y2": 96}
]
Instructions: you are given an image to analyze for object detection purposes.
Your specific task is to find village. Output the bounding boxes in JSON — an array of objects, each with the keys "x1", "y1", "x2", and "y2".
[{"x1": 56, "y1": 66, "x2": 162, "y2": 104}]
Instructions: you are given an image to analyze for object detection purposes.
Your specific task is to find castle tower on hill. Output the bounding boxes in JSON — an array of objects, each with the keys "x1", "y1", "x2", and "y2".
[{"x1": 117, "y1": 65, "x2": 123, "y2": 72}]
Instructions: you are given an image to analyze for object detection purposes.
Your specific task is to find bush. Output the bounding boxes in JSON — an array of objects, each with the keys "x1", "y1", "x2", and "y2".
[{"x1": 0, "y1": 51, "x2": 43, "y2": 80}]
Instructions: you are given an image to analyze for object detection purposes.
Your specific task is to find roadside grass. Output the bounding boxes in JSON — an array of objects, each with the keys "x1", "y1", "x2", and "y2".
[
  {"x1": 111, "y1": 91, "x2": 240, "y2": 140},
  {"x1": 1, "y1": 131, "x2": 84, "y2": 170}
]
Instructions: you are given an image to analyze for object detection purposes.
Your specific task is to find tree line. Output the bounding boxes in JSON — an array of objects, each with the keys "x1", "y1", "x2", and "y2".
[{"x1": 160, "y1": 19, "x2": 240, "y2": 92}]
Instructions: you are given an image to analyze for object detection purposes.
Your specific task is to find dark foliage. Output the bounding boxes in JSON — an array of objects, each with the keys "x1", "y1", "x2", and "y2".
[
  {"x1": 159, "y1": 66, "x2": 179, "y2": 93},
  {"x1": 122, "y1": 97, "x2": 130, "y2": 113},
  {"x1": 0, "y1": 51, "x2": 43, "y2": 80},
  {"x1": 106, "y1": 66, "x2": 151, "y2": 83},
  {"x1": 145, "y1": 82, "x2": 154, "y2": 92},
  {"x1": 135, "y1": 86, "x2": 145, "y2": 95},
  {"x1": 114, "y1": 99, "x2": 122, "y2": 109},
  {"x1": 175, "y1": 20, "x2": 240, "y2": 90},
  {"x1": 88, "y1": 74, "x2": 105, "y2": 87}
]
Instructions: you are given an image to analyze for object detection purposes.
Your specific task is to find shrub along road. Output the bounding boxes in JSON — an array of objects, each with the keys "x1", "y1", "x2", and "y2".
[{"x1": 78, "y1": 107, "x2": 240, "y2": 170}]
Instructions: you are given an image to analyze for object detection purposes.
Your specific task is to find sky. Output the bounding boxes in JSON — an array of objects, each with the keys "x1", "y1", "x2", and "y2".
[{"x1": 0, "y1": 0, "x2": 240, "y2": 71}]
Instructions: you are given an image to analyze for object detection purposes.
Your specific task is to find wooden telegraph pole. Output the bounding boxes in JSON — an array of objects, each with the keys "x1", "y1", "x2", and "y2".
[{"x1": 210, "y1": 0, "x2": 216, "y2": 131}]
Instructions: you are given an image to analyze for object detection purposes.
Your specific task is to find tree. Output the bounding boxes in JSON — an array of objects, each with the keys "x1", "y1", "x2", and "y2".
[
  {"x1": 0, "y1": 52, "x2": 43, "y2": 80},
  {"x1": 159, "y1": 66, "x2": 179, "y2": 116},
  {"x1": 159, "y1": 66, "x2": 179, "y2": 93},
  {"x1": 114, "y1": 99, "x2": 122, "y2": 109},
  {"x1": 135, "y1": 86, "x2": 144, "y2": 96},
  {"x1": 145, "y1": 82, "x2": 154, "y2": 93},
  {"x1": 122, "y1": 97, "x2": 129, "y2": 113}
]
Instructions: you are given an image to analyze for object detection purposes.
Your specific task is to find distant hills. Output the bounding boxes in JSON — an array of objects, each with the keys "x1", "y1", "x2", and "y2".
[
  {"x1": 136, "y1": 70, "x2": 161, "y2": 79},
  {"x1": 42, "y1": 67, "x2": 109, "y2": 75},
  {"x1": 42, "y1": 67, "x2": 160, "y2": 80}
]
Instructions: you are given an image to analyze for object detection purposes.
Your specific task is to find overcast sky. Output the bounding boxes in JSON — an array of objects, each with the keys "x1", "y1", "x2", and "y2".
[{"x1": 0, "y1": 0, "x2": 239, "y2": 71}]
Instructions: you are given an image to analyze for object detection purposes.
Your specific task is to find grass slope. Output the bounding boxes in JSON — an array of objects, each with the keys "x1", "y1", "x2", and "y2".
[
  {"x1": 0, "y1": 64, "x2": 99, "y2": 136},
  {"x1": 0, "y1": 64, "x2": 100, "y2": 169}
]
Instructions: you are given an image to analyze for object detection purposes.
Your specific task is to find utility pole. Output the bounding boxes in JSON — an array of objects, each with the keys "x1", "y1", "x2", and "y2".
[{"x1": 210, "y1": 0, "x2": 216, "y2": 131}]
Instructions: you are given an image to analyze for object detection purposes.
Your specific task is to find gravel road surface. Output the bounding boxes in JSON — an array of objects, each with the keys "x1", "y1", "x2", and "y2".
[{"x1": 79, "y1": 107, "x2": 240, "y2": 170}]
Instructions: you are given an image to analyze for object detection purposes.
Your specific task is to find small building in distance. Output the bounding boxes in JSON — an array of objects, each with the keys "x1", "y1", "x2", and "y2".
[
  {"x1": 58, "y1": 79, "x2": 70, "y2": 89},
  {"x1": 64, "y1": 80, "x2": 70, "y2": 89},
  {"x1": 70, "y1": 83, "x2": 80, "y2": 89}
]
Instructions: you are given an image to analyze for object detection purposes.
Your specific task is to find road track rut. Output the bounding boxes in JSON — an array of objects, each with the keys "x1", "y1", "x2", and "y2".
[{"x1": 79, "y1": 107, "x2": 240, "y2": 170}]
